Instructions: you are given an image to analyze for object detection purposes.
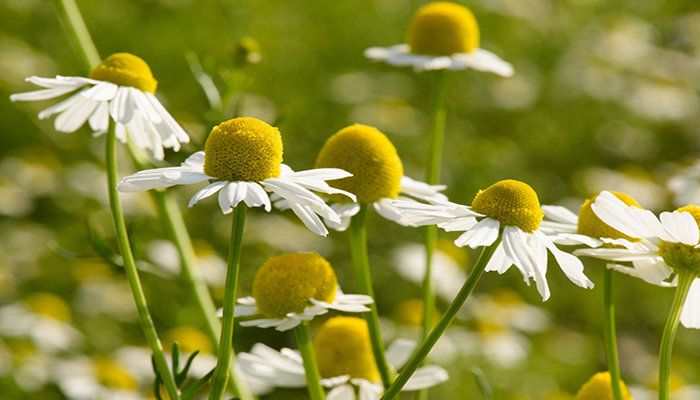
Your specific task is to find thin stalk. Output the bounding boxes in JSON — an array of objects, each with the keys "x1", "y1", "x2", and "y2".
[
  {"x1": 603, "y1": 266, "x2": 623, "y2": 400},
  {"x1": 349, "y1": 204, "x2": 393, "y2": 389},
  {"x1": 209, "y1": 205, "x2": 247, "y2": 400},
  {"x1": 293, "y1": 321, "x2": 326, "y2": 400},
  {"x1": 380, "y1": 237, "x2": 501, "y2": 400},
  {"x1": 417, "y1": 69, "x2": 448, "y2": 400},
  {"x1": 106, "y1": 124, "x2": 181, "y2": 400},
  {"x1": 52, "y1": 0, "x2": 101, "y2": 71},
  {"x1": 658, "y1": 270, "x2": 695, "y2": 400}
]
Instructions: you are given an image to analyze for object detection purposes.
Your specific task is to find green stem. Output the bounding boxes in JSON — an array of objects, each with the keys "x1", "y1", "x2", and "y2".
[
  {"x1": 658, "y1": 270, "x2": 695, "y2": 400},
  {"x1": 52, "y1": 0, "x2": 101, "y2": 71},
  {"x1": 417, "y1": 68, "x2": 448, "y2": 400},
  {"x1": 106, "y1": 124, "x2": 181, "y2": 400},
  {"x1": 603, "y1": 266, "x2": 623, "y2": 400},
  {"x1": 209, "y1": 205, "x2": 247, "y2": 400},
  {"x1": 380, "y1": 237, "x2": 501, "y2": 400},
  {"x1": 293, "y1": 321, "x2": 326, "y2": 400},
  {"x1": 349, "y1": 204, "x2": 393, "y2": 389}
]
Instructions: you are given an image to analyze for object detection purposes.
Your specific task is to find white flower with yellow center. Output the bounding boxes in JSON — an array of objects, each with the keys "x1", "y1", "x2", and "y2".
[
  {"x1": 364, "y1": 2, "x2": 513, "y2": 75},
  {"x1": 572, "y1": 191, "x2": 700, "y2": 328},
  {"x1": 117, "y1": 117, "x2": 356, "y2": 236},
  {"x1": 10, "y1": 53, "x2": 189, "y2": 160},
  {"x1": 51, "y1": 355, "x2": 143, "y2": 400},
  {"x1": 238, "y1": 316, "x2": 448, "y2": 399},
  {"x1": 393, "y1": 179, "x2": 594, "y2": 300},
  {"x1": 302, "y1": 123, "x2": 445, "y2": 231},
  {"x1": 232, "y1": 253, "x2": 373, "y2": 331}
]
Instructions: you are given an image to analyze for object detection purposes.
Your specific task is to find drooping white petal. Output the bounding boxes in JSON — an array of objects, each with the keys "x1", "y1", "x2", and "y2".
[
  {"x1": 145, "y1": 92, "x2": 190, "y2": 143},
  {"x1": 275, "y1": 317, "x2": 305, "y2": 331},
  {"x1": 548, "y1": 233, "x2": 603, "y2": 247},
  {"x1": 385, "y1": 338, "x2": 416, "y2": 370},
  {"x1": 237, "y1": 296, "x2": 257, "y2": 306},
  {"x1": 454, "y1": 218, "x2": 500, "y2": 249},
  {"x1": 188, "y1": 181, "x2": 227, "y2": 207},
  {"x1": 452, "y1": 48, "x2": 515, "y2": 77},
  {"x1": 437, "y1": 216, "x2": 479, "y2": 232},
  {"x1": 240, "y1": 318, "x2": 285, "y2": 329},
  {"x1": 130, "y1": 88, "x2": 162, "y2": 123},
  {"x1": 244, "y1": 182, "x2": 272, "y2": 211},
  {"x1": 37, "y1": 92, "x2": 85, "y2": 120},
  {"x1": 399, "y1": 175, "x2": 447, "y2": 201},
  {"x1": 262, "y1": 178, "x2": 326, "y2": 206},
  {"x1": 374, "y1": 198, "x2": 411, "y2": 226},
  {"x1": 88, "y1": 101, "x2": 110, "y2": 133},
  {"x1": 288, "y1": 202, "x2": 329, "y2": 237},
  {"x1": 573, "y1": 247, "x2": 659, "y2": 262},
  {"x1": 592, "y1": 191, "x2": 674, "y2": 242},
  {"x1": 234, "y1": 305, "x2": 259, "y2": 317},
  {"x1": 321, "y1": 375, "x2": 350, "y2": 388},
  {"x1": 535, "y1": 231, "x2": 594, "y2": 289},
  {"x1": 501, "y1": 227, "x2": 540, "y2": 287},
  {"x1": 218, "y1": 181, "x2": 247, "y2": 214},
  {"x1": 238, "y1": 345, "x2": 306, "y2": 387},
  {"x1": 80, "y1": 81, "x2": 118, "y2": 101},
  {"x1": 542, "y1": 205, "x2": 579, "y2": 225},
  {"x1": 660, "y1": 211, "x2": 700, "y2": 246},
  {"x1": 605, "y1": 258, "x2": 674, "y2": 287},
  {"x1": 109, "y1": 86, "x2": 134, "y2": 124},
  {"x1": 324, "y1": 203, "x2": 361, "y2": 232},
  {"x1": 280, "y1": 166, "x2": 356, "y2": 202},
  {"x1": 402, "y1": 365, "x2": 449, "y2": 391},
  {"x1": 327, "y1": 384, "x2": 356, "y2": 400},
  {"x1": 10, "y1": 85, "x2": 83, "y2": 102},
  {"x1": 117, "y1": 153, "x2": 213, "y2": 192},
  {"x1": 680, "y1": 279, "x2": 700, "y2": 329},
  {"x1": 54, "y1": 95, "x2": 99, "y2": 133},
  {"x1": 484, "y1": 244, "x2": 511, "y2": 274}
]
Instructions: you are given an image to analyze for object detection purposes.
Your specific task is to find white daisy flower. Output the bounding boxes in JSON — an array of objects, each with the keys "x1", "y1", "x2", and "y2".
[
  {"x1": 573, "y1": 190, "x2": 700, "y2": 328},
  {"x1": 393, "y1": 179, "x2": 594, "y2": 300},
  {"x1": 231, "y1": 253, "x2": 372, "y2": 332},
  {"x1": 237, "y1": 317, "x2": 449, "y2": 400},
  {"x1": 364, "y1": 2, "x2": 513, "y2": 76},
  {"x1": 311, "y1": 124, "x2": 445, "y2": 231},
  {"x1": 117, "y1": 118, "x2": 356, "y2": 236},
  {"x1": 10, "y1": 53, "x2": 189, "y2": 160}
]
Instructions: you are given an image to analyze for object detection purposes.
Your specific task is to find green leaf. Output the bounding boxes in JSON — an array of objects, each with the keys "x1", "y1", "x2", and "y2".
[
  {"x1": 181, "y1": 367, "x2": 215, "y2": 400},
  {"x1": 177, "y1": 350, "x2": 201, "y2": 384},
  {"x1": 470, "y1": 366, "x2": 492, "y2": 400}
]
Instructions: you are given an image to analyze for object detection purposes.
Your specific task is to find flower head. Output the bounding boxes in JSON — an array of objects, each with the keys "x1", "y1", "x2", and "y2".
[
  {"x1": 407, "y1": 2, "x2": 479, "y2": 56},
  {"x1": 314, "y1": 316, "x2": 379, "y2": 382},
  {"x1": 233, "y1": 253, "x2": 372, "y2": 331},
  {"x1": 315, "y1": 124, "x2": 403, "y2": 204},
  {"x1": 10, "y1": 52, "x2": 189, "y2": 160},
  {"x1": 577, "y1": 192, "x2": 641, "y2": 242},
  {"x1": 574, "y1": 372, "x2": 633, "y2": 400},
  {"x1": 471, "y1": 179, "x2": 544, "y2": 233},
  {"x1": 118, "y1": 117, "x2": 356, "y2": 236}
]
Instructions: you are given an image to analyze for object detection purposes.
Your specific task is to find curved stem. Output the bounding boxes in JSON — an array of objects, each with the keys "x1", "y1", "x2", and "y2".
[
  {"x1": 106, "y1": 124, "x2": 181, "y2": 400},
  {"x1": 349, "y1": 204, "x2": 393, "y2": 389},
  {"x1": 380, "y1": 237, "x2": 500, "y2": 400},
  {"x1": 209, "y1": 205, "x2": 247, "y2": 400},
  {"x1": 293, "y1": 321, "x2": 326, "y2": 400},
  {"x1": 603, "y1": 266, "x2": 623, "y2": 400},
  {"x1": 658, "y1": 270, "x2": 694, "y2": 400}
]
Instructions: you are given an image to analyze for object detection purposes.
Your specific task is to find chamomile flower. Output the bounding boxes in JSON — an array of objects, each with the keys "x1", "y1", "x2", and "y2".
[
  {"x1": 237, "y1": 316, "x2": 449, "y2": 400},
  {"x1": 117, "y1": 117, "x2": 356, "y2": 236},
  {"x1": 573, "y1": 191, "x2": 700, "y2": 328},
  {"x1": 364, "y1": 2, "x2": 514, "y2": 75},
  {"x1": 308, "y1": 124, "x2": 445, "y2": 231},
  {"x1": 233, "y1": 253, "x2": 373, "y2": 331},
  {"x1": 574, "y1": 372, "x2": 634, "y2": 400},
  {"x1": 393, "y1": 179, "x2": 594, "y2": 300},
  {"x1": 10, "y1": 53, "x2": 189, "y2": 160}
]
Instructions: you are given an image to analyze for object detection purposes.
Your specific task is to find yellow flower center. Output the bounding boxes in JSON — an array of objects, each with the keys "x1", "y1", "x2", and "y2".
[
  {"x1": 164, "y1": 326, "x2": 213, "y2": 354},
  {"x1": 658, "y1": 205, "x2": 700, "y2": 276},
  {"x1": 313, "y1": 316, "x2": 379, "y2": 382},
  {"x1": 25, "y1": 292, "x2": 71, "y2": 322},
  {"x1": 407, "y1": 2, "x2": 480, "y2": 56},
  {"x1": 574, "y1": 372, "x2": 633, "y2": 400},
  {"x1": 95, "y1": 357, "x2": 138, "y2": 390},
  {"x1": 203, "y1": 117, "x2": 283, "y2": 183},
  {"x1": 252, "y1": 253, "x2": 337, "y2": 319},
  {"x1": 315, "y1": 124, "x2": 403, "y2": 203},
  {"x1": 577, "y1": 192, "x2": 642, "y2": 243},
  {"x1": 470, "y1": 179, "x2": 544, "y2": 233},
  {"x1": 88, "y1": 53, "x2": 158, "y2": 93}
]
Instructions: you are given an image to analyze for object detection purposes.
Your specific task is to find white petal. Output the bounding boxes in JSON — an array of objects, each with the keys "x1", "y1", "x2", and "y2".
[
  {"x1": 234, "y1": 305, "x2": 259, "y2": 317},
  {"x1": 80, "y1": 81, "x2": 118, "y2": 101},
  {"x1": 54, "y1": 95, "x2": 99, "y2": 132},
  {"x1": 130, "y1": 88, "x2": 162, "y2": 123},
  {"x1": 10, "y1": 85, "x2": 82, "y2": 101},
  {"x1": 275, "y1": 318, "x2": 304, "y2": 331},
  {"x1": 237, "y1": 296, "x2": 257, "y2": 306},
  {"x1": 660, "y1": 211, "x2": 700, "y2": 246},
  {"x1": 399, "y1": 175, "x2": 447, "y2": 200},
  {"x1": 263, "y1": 177, "x2": 326, "y2": 206},
  {"x1": 605, "y1": 258, "x2": 673, "y2": 287},
  {"x1": 145, "y1": 92, "x2": 190, "y2": 143},
  {"x1": 188, "y1": 181, "x2": 227, "y2": 207},
  {"x1": 243, "y1": 182, "x2": 272, "y2": 211},
  {"x1": 334, "y1": 294, "x2": 374, "y2": 304},
  {"x1": 573, "y1": 248, "x2": 658, "y2": 262},
  {"x1": 452, "y1": 49, "x2": 515, "y2": 77},
  {"x1": 357, "y1": 381, "x2": 382, "y2": 400},
  {"x1": 374, "y1": 198, "x2": 411, "y2": 226},
  {"x1": 327, "y1": 384, "x2": 355, "y2": 400},
  {"x1": 535, "y1": 231, "x2": 594, "y2": 289},
  {"x1": 240, "y1": 318, "x2": 285, "y2": 328},
  {"x1": 117, "y1": 156, "x2": 212, "y2": 192},
  {"x1": 454, "y1": 218, "x2": 500, "y2": 249},
  {"x1": 385, "y1": 338, "x2": 416, "y2": 370},
  {"x1": 402, "y1": 365, "x2": 449, "y2": 391},
  {"x1": 37, "y1": 92, "x2": 85, "y2": 120},
  {"x1": 592, "y1": 191, "x2": 674, "y2": 241},
  {"x1": 542, "y1": 205, "x2": 579, "y2": 225},
  {"x1": 88, "y1": 101, "x2": 110, "y2": 133},
  {"x1": 219, "y1": 181, "x2": 247, "y2": 214},
  {"x1": 484, "y1": 243, "x2": 512, "y2": 274},
  {"x1": 287, "y1": 202, "x2": 329, "y2": 236},
  {"x1": 109, "y1": 86, "x2": 134, "y2": 124},
  {"x1": 680, "y1": 279, "x2": 700, "y2": 329},
  {"x1": 321, "y1": 375, "x2": 350, "y2": 388},
  {"x1": 438, "y1": 217, "x2": 480, "y2": 232}
]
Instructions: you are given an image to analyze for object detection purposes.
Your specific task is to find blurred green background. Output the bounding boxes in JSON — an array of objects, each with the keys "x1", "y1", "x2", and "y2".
[{"x1": 1, "y1": 0, "x2": 700, "y2": 399}]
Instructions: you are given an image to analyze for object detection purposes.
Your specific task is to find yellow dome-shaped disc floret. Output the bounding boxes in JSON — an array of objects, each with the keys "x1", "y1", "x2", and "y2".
[
  {"x1": 315, "y1": 124, "x2": 403, "y2": 203},
  {"x1": 659, "y1": 204, "x2": 700, "y2": 276},
  {"x1": 25, "y1": 292, "x2": 72, "y2": 322},
  {"x1": 88, "y1": 53, "x2": 158, "y2": 93},
  {"x1": 407, "y1": 2, "x2": 480, "y2": 56},
  {"x1": 203, "y1": 117, "x2": 283, "y2": 183},
  {"x1": 252, "y1": 253, "x2": 337, "y2": 319},
  {"x1": 313, "y1": 316, "x2": 380, "y2": 382},
  {"x1": 470, "y1": 179, "x2": 544, "y2": 233},
  {"x1": 578, "y1": 192, "x2": 642, "y2": 242},
  {"x1": 574, "y1": 372, "x2": 633, "y2": 400}
]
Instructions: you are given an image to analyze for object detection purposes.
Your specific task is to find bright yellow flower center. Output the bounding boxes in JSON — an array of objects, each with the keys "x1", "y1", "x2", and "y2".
[
  {"x1": 658, "y1": 205, "x2": 700, "y2": 276},
  {"x1": 164, "y1": 326, "x2": 213, "y2": 354},
  {"x1": 94, "y1": 357, "x2": 138, "y2": 390},
  {"x1": 25, "y1": 292, "x2": 71, "y2": 322},
  {"x1": 313, "y1": 316, "x2": 379, "y2": 382},
  {"x1": 407, "y1": 2, "x2": 480, "y2": 56},
  {"x1": 315, "y1": 124, "x2": 403, "y2": 203},
  {"x1": 252, "y1": 253, "x2": 337, "y2": 319},
  {"x1": 574, "y1": 372, "x2": 633, "y2": 400},
  {"x1": 88, "y1": 53, "x2": 158, "y2": 93},
  {"x1": 470, "y1": 179, "x2": 544, "y2": 233},
  {"x1": 577, "y1": 192, "x2": 642, "y2": 243},
  {"x1": 203, "y1": 117, "x2": 283, "y2": 183}
]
